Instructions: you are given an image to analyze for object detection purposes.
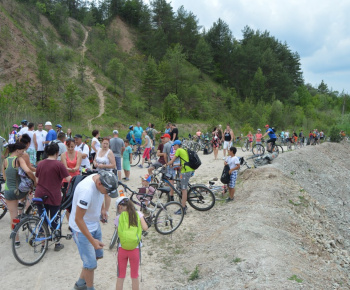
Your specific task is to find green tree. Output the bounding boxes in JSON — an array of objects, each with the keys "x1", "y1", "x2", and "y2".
[
  {"x1": 36, "y1": 53, "x2": 52, "y2": 107},
  {"x1": 141, "y1": 56, "x2": 161, "y2": 107},
  {"x1": 163, "y1": 93, "x2": 180, "y2": 122},
  {"x1": 64, "y1": 80, "x2": 79, "y2": 121},
  {"x1": 251, "y1": 67, "x2": 268, "y2": 101},
  {"x1": 192, "y1": 37, "x2": 213, "y2": 76},
  {"x1": 107, "y1": 58, "x2": 124, "y2": 91}
]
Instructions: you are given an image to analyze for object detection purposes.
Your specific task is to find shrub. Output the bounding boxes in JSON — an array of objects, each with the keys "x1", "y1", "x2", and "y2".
[{"x1": 329, "y1": 126, "x2": 342, "y2": 142}]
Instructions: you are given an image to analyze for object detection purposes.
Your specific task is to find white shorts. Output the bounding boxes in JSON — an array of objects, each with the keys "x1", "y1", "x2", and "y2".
[{"x1": 223, "y1": 141, "x2": 232, "y2": 150}]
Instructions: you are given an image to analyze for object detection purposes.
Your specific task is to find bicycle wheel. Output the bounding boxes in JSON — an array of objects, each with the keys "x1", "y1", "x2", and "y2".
[
  {"x1": 241, "y1": 142, "x2": 247, "y2": 152},
  {"x1": 193, "y1": 142, "x2": 201, "y2": 153},
  {"x1": 154, "y1": 201, "x2": 184, "y2": 235},
  {"x1": 11, "y1": 216, "x2": 49, "y2": 266},
  {"x1": 205, "y1": 143, "x2": 213, "y2": 154},
  {"x1": 252, "y1": 144, "x2": 265, "y2": 156},
  {"x1": 109, "y1": 228, "x2": 118, "y2": 250},
  {"x1": 130, "y1": 152, "x2": 140, "y2": 167},
  {"x1": 0, "y1": 196, "x2": 7, "y2": 220},
  {"x1": 276, "y1": 145, "x2": 284, "y2": 153},
  {"x1": 187, "y1": 185, "x2": 215, "y2": 211}
]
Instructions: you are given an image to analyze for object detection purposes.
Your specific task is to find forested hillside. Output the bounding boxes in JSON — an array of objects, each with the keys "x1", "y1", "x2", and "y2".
[{"x1": 1, "y1": 0, "x2": 349, "y2": 137}]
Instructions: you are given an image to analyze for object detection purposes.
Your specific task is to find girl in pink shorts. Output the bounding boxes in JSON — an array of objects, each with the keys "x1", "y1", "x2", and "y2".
[{"x1": 115, "y1": 197, "x2": 148, "y2": 290}]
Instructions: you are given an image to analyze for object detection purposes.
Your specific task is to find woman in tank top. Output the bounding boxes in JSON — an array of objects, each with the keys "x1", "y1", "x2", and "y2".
[
  {"x1": 93, "y1": 138, "x2": 116, "y2": 171},
  {"x1": 61, "y1": 138, "x2": 82, "y2": 180}
]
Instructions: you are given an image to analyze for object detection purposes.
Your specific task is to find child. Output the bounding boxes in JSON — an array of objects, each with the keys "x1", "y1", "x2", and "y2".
[
  {"x1": 114, "y1": 196, "x2": 148, "y2": 290},
  {"x1": 137, "y1": 174, "x2": 156, "y2": 207},
  {"x1": 247, "y1": 131, "x2": 253, "y2": 151},
  {"x1": 122, "y1": 139, "x2": 132, "y2": 181},
  {"x1": 224, "y1": 146, "x2": 240, "y2": 202}
]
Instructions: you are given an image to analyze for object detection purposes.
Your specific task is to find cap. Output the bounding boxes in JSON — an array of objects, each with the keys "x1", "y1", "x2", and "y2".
[
  {"x1": 45, "y1": 121, "x2": 52, "y2": 126},
  {"x1": 74, "y1": 134, "x2": 83, "y2": 138},
  {"x1": 21, "y1": 120, "x2": 28, "y2": 124},
  {"x1": 12, "y1": 124, "x2": 19, "y2": 128},
  {"x1": 265, "y1": 124, "x2": 269, "y2": 128},
  {"x1": 113, "y1": 130, "x2": 119, "y2": 134},
  {"x1": 257, "y1": 128, "x2": 261, "y2": 131},
  {"x1": 129, "y1": 125, "x2": 133, "y2": 129},
  {"x1": 56, "y1": 124, "x2": 62, "y2": 128},
  {"x1": 115, "y1": 196, "x2": 129, "y2": 208},
  {"x1": 161, "y1": 133, "x2": 171, "y2": 139},
  {"x1": 99, "y1": 170, "x2": 119, "y2": 198},
  {"x1": 140, "y1": 174, "x2": 151, "y2": 183},
  {"x1": 173, "y1": 140, "x2": 182, "y2": 146}
]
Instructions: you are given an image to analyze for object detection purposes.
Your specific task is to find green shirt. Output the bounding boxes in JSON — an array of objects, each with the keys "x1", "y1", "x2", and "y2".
[{"x1": 175, "y1": 148, "x2": 194, "y2": 173}]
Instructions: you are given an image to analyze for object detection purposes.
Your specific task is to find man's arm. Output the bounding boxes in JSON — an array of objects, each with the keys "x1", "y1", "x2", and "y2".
[
  {"x1": 33, "y1": 133, "x2": 38, "y2": 151},
  {"x1": 75, "y1": 206, "x2": 104, "y2": 249},
  {"x1": 101, "y1": 195, "x2": 111, "y2": 220},
  {"x1": 81, "y1": 144, "x2": 88, "y2": 159}
]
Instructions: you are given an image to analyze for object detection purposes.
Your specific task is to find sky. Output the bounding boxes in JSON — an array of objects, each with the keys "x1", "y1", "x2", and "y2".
[{"x1": 143, "y1": 0, "x2": 350, "y2": 94}]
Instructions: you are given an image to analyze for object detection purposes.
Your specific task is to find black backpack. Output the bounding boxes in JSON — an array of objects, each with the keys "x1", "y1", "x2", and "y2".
[
  {"x1": 180, "y1": 149, "x2": 201, "y2": 170},
  {"x1": 220, "y1": 165, "x2": 230, "y2": 184},
  {"x1": 60, "y1": 175, "x2": 87, "y2": 212}
]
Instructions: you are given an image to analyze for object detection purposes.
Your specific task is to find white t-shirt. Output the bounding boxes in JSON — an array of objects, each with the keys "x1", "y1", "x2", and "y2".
[
  {"x1": 285, "y1": 131, "x2": 290, "y2": 138},
  {"x1": 35, "y1": 130, "x2": 48, "y2": 151},
  {"x1": 226, "y1": 156, "x2": 240, "y2": 173},
  {"x1": 69, "y1": 174, "x2": 105, "y2": 232},
  {"x1": 18, "y1": 126, "x2": 28, "y2": 136},
  {"x1": 26, "y1": 130, "x2": 35, "y2": 150},
  {"x1": 91, "y1": 137, "x2": 100, "y2": 154},
  {"x1": 75, "y1": 143, "x2": 90, "y2": 169}
]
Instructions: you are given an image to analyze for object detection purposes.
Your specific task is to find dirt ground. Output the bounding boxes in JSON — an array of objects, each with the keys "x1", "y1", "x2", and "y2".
[{"x1": 1, "y1": 143, "x2": 350, "y2": 289}]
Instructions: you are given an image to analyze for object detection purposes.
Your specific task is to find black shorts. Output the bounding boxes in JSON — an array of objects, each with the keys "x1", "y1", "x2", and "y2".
[
  {"x1": 36, "y1": 151, "x2": 44, "y2": 162},
  {"x1": 267, "y1": 138, "x2": 276, "y2": 145}
]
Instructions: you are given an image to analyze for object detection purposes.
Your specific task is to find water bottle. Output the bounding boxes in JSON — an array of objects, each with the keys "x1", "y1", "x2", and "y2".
[{"x1": 119, "y1": 189, "x2": 125, "y2": 197}]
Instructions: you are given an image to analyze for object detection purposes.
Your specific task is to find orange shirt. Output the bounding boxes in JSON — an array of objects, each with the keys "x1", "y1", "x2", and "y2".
[{"x1": 255, "y1": 133, "x2": 262, "y2": 142}]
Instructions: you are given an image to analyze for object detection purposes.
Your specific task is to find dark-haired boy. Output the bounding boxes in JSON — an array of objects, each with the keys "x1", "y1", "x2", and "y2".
[{"x1": 224, "y1": 146, "x2": 240, "y2": 202}]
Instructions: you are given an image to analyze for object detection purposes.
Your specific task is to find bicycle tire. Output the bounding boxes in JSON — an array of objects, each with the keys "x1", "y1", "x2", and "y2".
[
  {"x1": 130, "y1": 152, "x2": 141, "y2": 167},
  {"x1": 276, "y1": 145, "x2": 284, "y2": 153},
  {"x1": 154, "y1": 201, "x2": 184, "y2": 235},
  {"x1": 109, "y1": 228, "x2": 118, "y2": 250},
  {"x1": 11, "y1": 216, "x2": 49, "y2": 266},
  {"x1": 0, "y1": 196, "x2": 7, "y2": 220},
  {"x1": 241, "y1": 141, "x2": 247, "y2": 152},
  {"x1": 187, "y1": 185, "x2": 215, "y2": 211},
  {"x1": 193, "y1": 142, "x2": 201, "y2": 153},
  {"x1": 252, "y1": 144, "x2": 265, "y2": 156},
  {"x1": 205, "y1": 143, "x2": 213, "y2": 154}
]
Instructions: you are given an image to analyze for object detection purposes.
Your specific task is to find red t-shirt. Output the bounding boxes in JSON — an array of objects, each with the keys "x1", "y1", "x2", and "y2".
[
  {"x1": 36, "y1": 159, "x2": 70, "y2": 206},
  {"x1": 157, "y1": 143, "x2": 165, "y2": 165}
]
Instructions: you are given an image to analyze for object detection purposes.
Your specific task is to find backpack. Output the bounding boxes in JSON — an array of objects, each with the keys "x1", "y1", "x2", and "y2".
[
  {"x1": 181, "y1": 148, "x2": 201, "y2": 170},
  {"x1": 118, "y1": 211, "x2": 142, "y2": 250},
  {"x1": 147, "y1": 129, "x2": 154, "y2": 140},
  {"x1": 60, "y1": 175, "x2": 88, "y2": 212},
  {"x1": 126, "y1": 131, "x2": 131, "y2": 141},
  {"x1": 272, "y1": 127, "x2": 276, "y2": 133},
  {"x1": 220, "y1": 164, "x2": 230, "y2": 184}
]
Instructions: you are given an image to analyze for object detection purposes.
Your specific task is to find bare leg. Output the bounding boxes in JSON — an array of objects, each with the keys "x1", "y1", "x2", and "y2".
[
  {"x1": 118, "y1": 170, "x2": 122, "y2": 181},
  {"x1": 116, "y1": 278, "x2": 125, "y2": 290},
  {"x1": 6, "y1": 199, "x2": 19, "y2": 231},
  {"x1": 229, "y1": 187, "x2": 235, "y2": 199},
  {"x1": 131, "y1": 278, "x2": 139, "y2": 290},
  {"x1": 81, "y1": 269, "x2": 94, "y2": 288},
  {"x1": 181, "y1": 189, "x2": 187, "y2": 208}
]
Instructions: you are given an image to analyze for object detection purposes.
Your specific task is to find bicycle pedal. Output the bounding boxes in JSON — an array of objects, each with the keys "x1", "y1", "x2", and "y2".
[
  {"x1": 65, "y1": 234, "x2": 72, "y2": 240},
  {"x1": 209, "y1": 181, "x2": 215, "y2": 185}
]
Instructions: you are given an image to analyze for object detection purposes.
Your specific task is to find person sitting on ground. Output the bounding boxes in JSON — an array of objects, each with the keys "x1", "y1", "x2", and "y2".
[
  {"x1": 122, "y1": 139, "x2": 132, "y2": 181},
  {"x1": 115, "y1": 196, "x2": 148, "y2": 290},
  {"x1": 35, "y1": 142, "x2": 72, "y2": 251},
  {"x1": 2, "y1": 142, "x2": 36, "y2": 238},
  {"x1": 93, "y1": 137, "x2": 116, "y2": 172},
  {"x1": 224, "y1": 146, "x2": 240, "y2": 202},
  {"x1": 139, "y1": 131, "x2": 152, "y2": 168},
  {"x1": 136, "y1": 174, "x2": 156, "y2": 207},
  {"x1": 148, "y1": 135, "x2": 166, "y2": 175}
]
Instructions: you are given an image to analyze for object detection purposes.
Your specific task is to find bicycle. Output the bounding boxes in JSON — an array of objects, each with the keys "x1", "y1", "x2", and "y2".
[
  {"x1": 109, "y1": 181, "x2": 184, "y2": 249},
  {"x1": 157, "y1": 167, "x2": 215, "y2": 211},
  {"x1": 10, "y1": 196, "x2": 72, "y2": 266},
  {"x1": 240, "y1": 138, "x2": 250, "y2": 152}
]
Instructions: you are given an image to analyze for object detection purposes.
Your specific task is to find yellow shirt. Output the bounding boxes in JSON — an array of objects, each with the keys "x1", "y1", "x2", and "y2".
[{"x1": 175, "y1": 148, "x2": 194, "y2": 173}]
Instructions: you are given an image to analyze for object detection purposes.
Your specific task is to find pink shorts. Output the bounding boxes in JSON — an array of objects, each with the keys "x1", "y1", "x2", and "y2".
[
  {"x1": 142, "y1": 148, "x2": 151, "y2": 159},
  {"x1": 117, "y1": 248, "x2": 140, "y2": 279}
]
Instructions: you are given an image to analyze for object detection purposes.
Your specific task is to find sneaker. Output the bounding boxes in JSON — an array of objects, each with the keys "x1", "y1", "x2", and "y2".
[
  {"x1": 15, "y1": 241, "x2": 20, "y2": 248},
  {"x1": 226, "y1": 197, "x2": 234, "y2": 202},
  {"x1": 175, "y1": 206, "x2": 187, "y2": 215},
  {"x1": 122, "y1": 177, "x2": 127, "y2": 180},
  {"x1": 74, "y1": 282, "x2": 87, "y2": 290},
  {"x1": 125, "y1": 178, "x2": 129, "y2": 181},
  {"x1": 54, "y1": 243, "x2": 64, "y2": 252},
  {"x1": 138, "y1": 165, "x2": 143, "y2": 168}
]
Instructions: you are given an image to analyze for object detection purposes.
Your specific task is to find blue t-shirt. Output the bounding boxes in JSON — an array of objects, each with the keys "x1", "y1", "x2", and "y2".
[
  {"x1": 123, "y1": 146, "x2": 132, "y2": 161},
  {"x1": 267, "y1": 128, "x2": 276, "y2": 139},
  {"x1": 133, "y1": 127, "x2": 143, "y2": 139},
  {"x1": 46, "y1": 129, "x2": 57, "y2": 142}
]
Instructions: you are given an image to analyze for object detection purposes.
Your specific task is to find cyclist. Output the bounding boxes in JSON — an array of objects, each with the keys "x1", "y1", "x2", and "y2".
[
  {"x1": 133, "y1": 122, "x2": 143, "y2": 145},
  {"x1": 139, "y1": 131, "x2": 152, "y2": 168},
  {"x1": 246, "y1": 131, "x2": 253, "y2": 152},
  {"x1": 262, "y1": 124, "x2": 277, "y2": 152},
  {"x1": 56, "y1": 124, "x2": 63, "y2": 134},
  {"x1": 255, "y1": 129, "x2": 262, "y2": 145},
  {"x1": 148, "y1": 135, "x2": 166, "y2": 176},
  {"x1": 69, "y1": 170, "x2": 118, "y2": 290},
  {"x1": 2, "y1": 142, "x2": 36, "y2": 237},
  {"x1": 166, "y1": 140, "x2": 194, "y2": 214},
  {"x1": 9, "y1": 124, "x2": 19, "y2": 144},
  {"x1": 162, "y1": 133, "x2": 175, "y2": 200},
  {"x1": 35, "y1": 143, "x2": 72, "y2": 251}
]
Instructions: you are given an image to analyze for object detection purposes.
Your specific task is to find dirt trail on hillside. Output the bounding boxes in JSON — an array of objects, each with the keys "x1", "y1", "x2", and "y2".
[
  {"x1": 77, "y1": 26, "x2": 105, "y2": 131},
  {"x1": 1, "y1": 143, "x2": 350, "y2": 289}
]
